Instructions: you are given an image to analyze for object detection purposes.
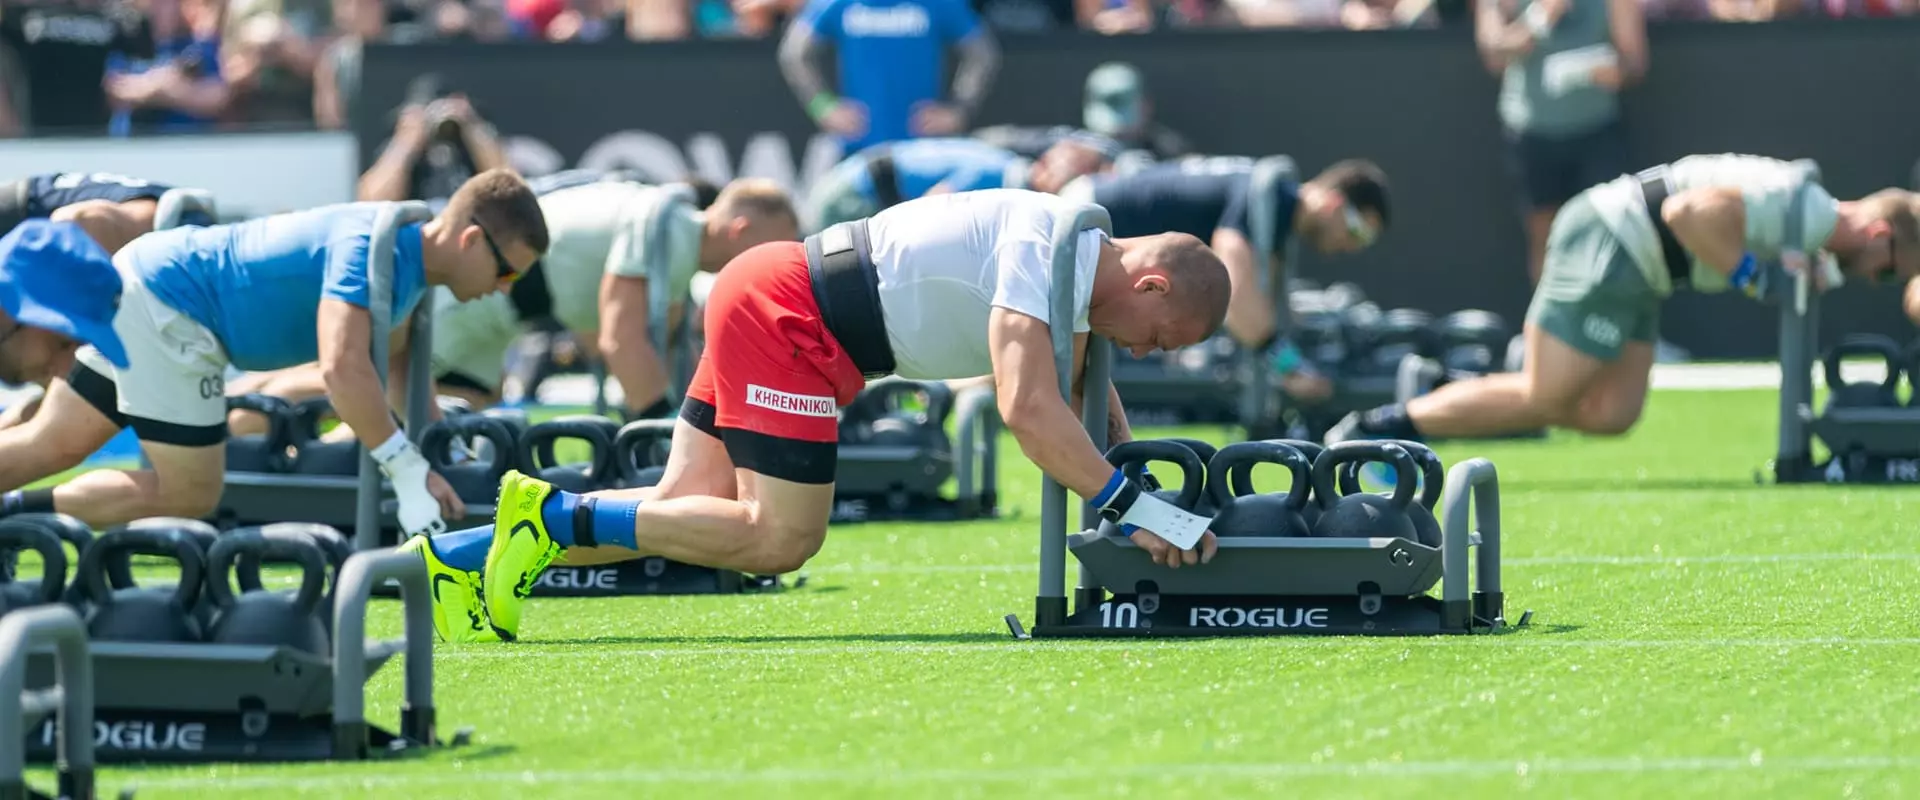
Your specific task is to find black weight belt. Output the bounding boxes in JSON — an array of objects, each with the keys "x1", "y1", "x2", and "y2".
[
  {"x1": 865, "y1": 152, "x2": 906, "y2": 211},
  {"x1": 804, "y1": 220, "x2": 896, "y2": 379},
  {"x1": 1638, "y1": 169, "x2": 1694, "y2": 290},
  {"x1": 508, "y1": 259, "x2": 555, "y2": 324}
]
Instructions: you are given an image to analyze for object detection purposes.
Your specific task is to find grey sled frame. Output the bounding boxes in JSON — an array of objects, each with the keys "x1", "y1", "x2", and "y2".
[{"x1": 1016, "y1": 203, "x2": 1508, "y2": 636}]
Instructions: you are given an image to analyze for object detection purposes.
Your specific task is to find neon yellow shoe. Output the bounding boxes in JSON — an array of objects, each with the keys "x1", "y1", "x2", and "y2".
[
  {"x1": 483, "y1": 470, "x2": 564, "y2": 641},
  {"x1": 397, "y1": 535, "x2": 498, "y2": 643}
]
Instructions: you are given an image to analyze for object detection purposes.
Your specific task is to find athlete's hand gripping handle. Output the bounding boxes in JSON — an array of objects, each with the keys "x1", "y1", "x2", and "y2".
[{"x1": 372, "y1": 431, "x2": 447, "y2": 537}]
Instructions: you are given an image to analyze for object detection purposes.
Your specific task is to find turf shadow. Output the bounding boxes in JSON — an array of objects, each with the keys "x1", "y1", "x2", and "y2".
[{"x1": 523, "y1": 632, "x2": 1004, "y2": 647}]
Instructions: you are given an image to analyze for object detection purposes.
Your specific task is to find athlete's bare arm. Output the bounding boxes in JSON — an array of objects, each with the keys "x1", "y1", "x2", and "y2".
[
  {"x1": 596, "y1": 273, "x2": 670, "y2": 413},
  {"x1": 1660, "y1": 186, "x2": 1748, "y2": 274},
  {"x1": 1904, "y1": 276, "x2": 1920, "y2": 325},
  {"x1": 1208, "y1": 227, "x2": 1275, "y2": 348},
  {"x1": 991, "y1": 307, "x2": 1126, "y2": 500},
  {"x1": 50, "y1": 200, "x2": 154, "y2": 254},
  {"x1": 316, "y1": 300, "x2": 408, "y2": 449}
]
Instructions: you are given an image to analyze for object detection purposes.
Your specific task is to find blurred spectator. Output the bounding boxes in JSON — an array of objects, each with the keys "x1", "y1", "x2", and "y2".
[
  {"x1": 0, "y1": 0, "x2": 151, "y2": 136},
  {"x1": 358, "y1": 83, "x2": 510, "y2": 201},
  {"x1": 1075, "y1": 0, "x2": 1153, "y2": 32},
  {"x1": 221, "y1": 3, "x2": 321, "y2": 127},
  {"x1": 777, "y1": 0, "x2": 999, "y2": 153},
  {"x1": 1702, "y1": 0, "x2": 1795, "y2": 19},
  {"x1": 1224, "y1": 0, "x2": 1342, "y2": 26},
  {"x1": 1809, "y1": 0, "x2": 1914, "y2": 15},
  {"x1": 1082, "y1": 63, "x2": 1189, "y2": 160},
  {"x1": 510, "y1": 0, "x2": 627, "y2": 39},
  {"x1": 102, "y1": 0, "x2": 228, "y2": 134},
  {"x1": 1477, "y1": 0, "x2": 1646, "y2": 286}
]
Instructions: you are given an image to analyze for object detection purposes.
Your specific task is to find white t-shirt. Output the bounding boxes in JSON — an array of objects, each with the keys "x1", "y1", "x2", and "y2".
[
  {"x1": 537, "y1": 181, "x2": 704, "y2": 333},
  {"x1": 865, "y1": 189, "x2": 1103, "y2": 380}
]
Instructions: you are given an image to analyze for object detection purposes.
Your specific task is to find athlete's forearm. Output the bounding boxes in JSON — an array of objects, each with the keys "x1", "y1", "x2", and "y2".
[
  {"x1": 949, "y1": 32, "x2": 999, "y2": 117},
  {"x1": 599, "y1": 330, "x2": 669, "y2": 414},
  {"x1": 1662, "y1": 186, "x2": 1748, "y2": 275},
  {"x1": 322, "y1": 354, "x2": 401, "y2": 449},
  {"x1": 1904, "y1": 277, "x2": 1920, "y2": 325},
  {"x1": 1106, "y1": 383, "x2": 1134, "y2": 446},
  {"x1": 1004, "y1": 393, "x2": 1123, "y2": 501},
  {"x1": 776, "y1": 25, "x2": 834, "y2": 108}
]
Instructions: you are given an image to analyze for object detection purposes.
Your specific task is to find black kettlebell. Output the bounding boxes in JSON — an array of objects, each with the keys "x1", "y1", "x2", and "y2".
[
  {"x1": 97, "y1": 517, "x2": 235, "y2": 630},
  {"x1": 1096, "y1": 439, "x2": 1207, "y2": 538},
  {"x1": 237, "y1": 522, "x2": 349, "y2": 637},
  {"x1": 421, "y1": 414, "x2": 518, "y2": 503},
  {"x1": 851, "y1": 381, "x2": 954, "y2": 447},
  {"x1": 1310, "y1": 441, "x2": 1419, "y2": 541},
  {"x1": 1270, "y1": 439, "x2": 1326, "y2": 530},
  {"x1": 207, "y1": 527, "x2": 330, "y2": 654},
  {"x1": 8, "y1": 514, "x2": 99, "y2": 608},
  {"x1": 1205, "y1": 441, "x2": 1312, "y2": 538},
  {"x1": 225, "y1": 394, "x2": 296, "y2": 473},
  {"x1": 519, "y1": 415, "x2": 621, "y2": 493},
  {"x1": 1824, "y1": 334, "x2": 1903, "y2": 409},
  {"x1": 1158, "y1": 439, "x2": 1219, "y2": 513},
  {"x1": 1339, "y1": 440, "x2": 1444, "y2": 548},
  {"x1": 1368, "y1": 308, "x2": 1436, "y2": 373},
  {"x1": 1434, "y1": 309, "x2": 1510, "y2": 375},
  {"x1": 614, "y1": 419, "x2": 675, "y2": 488},
  {"x1": 288, "y1": 396, "x2": 362, "y2": 475},
  {"x1": 80, "y1": 524, "x2": 207, "y2": 643},
  {"x1": 0, "y1": 517, "x2": 69, "y2": 615}
]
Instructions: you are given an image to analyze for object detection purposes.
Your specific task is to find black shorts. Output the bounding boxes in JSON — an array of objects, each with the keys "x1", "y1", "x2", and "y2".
[{"x1": 1503, "y1": 120, "x2": 1630, "y2": 210}]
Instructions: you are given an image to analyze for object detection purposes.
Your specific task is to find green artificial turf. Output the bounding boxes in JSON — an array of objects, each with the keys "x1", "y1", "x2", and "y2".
[{"x1": 28, "y1": 388, "x2": 1920, "y2": 798}]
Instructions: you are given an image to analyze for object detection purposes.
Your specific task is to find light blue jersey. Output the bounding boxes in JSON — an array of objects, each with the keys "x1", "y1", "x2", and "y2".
[{"x1": 122, "y1": 203, "x2": 428, "y2": 371}]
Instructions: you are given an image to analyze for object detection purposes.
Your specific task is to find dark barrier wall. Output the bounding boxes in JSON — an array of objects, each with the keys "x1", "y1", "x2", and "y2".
[{"x1": 361, "y1": 20, "x2": 1920, "y2": 359}]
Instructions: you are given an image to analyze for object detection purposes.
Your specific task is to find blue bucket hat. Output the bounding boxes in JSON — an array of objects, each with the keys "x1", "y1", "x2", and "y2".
[{"x1": 0, "y1": 220, "x2": 129, "y2": 368}]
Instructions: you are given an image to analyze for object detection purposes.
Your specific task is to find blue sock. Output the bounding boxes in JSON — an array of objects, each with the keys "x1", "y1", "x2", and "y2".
[
  {"x1": 539, "y1": 491, "x2": 639, "y2": 550},
  {"x1": 429, "y1": 526, "x2": 492, "y2": 572}
]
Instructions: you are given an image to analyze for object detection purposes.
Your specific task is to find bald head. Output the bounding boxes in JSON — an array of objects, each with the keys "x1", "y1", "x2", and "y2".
[{"x1": 1092, "y1": 232, "x2": 1230, "y2": 353}]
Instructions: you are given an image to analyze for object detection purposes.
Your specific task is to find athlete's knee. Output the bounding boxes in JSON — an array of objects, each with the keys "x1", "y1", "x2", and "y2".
[
  {"x1": 740, "y1": 513, "x2": 826, "y2": 575},
  {"x1": 149, "y1": 464, "x2": 224, "y2": 518},
  {"x1": 1569, "y1": 389, "x2": 1643, "y2": 436}
]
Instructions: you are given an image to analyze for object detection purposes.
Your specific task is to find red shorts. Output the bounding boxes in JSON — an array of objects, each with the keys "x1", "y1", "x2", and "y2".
[{"x1": 682, "y1": 241, "x2": 866, "y2": 483}]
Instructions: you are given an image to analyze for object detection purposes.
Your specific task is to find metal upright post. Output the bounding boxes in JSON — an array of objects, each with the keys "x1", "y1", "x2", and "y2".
[
  {"x1": 1239, "y1": 156, "x2": 1300, "y2": 435},
  {"x1": 356, "y1": 201, "x2": 436, "y2": 551},
  {"x1": 1036, "y1": 205, "x2": 1114, "y2": 629}
]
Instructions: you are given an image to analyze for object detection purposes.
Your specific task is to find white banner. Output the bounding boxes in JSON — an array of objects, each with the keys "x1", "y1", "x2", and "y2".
[{"x1": 0, "y1": 131, "x2": 358, "y2": 220}]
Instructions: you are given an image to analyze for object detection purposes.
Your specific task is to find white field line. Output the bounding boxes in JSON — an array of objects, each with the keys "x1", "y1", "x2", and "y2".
[
  {"x1": 431, "y1": 636, "x2": 1920, "y2": 662},
  {"x1": 805, "y1": 552, "x2": 1920, "y2": 576},
  {"x1": 129, "y1": 754, "x2": 1920, "y2": 791}
]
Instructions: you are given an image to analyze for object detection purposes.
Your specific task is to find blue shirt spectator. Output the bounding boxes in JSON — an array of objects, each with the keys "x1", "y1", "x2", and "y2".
[{"x1": 778, "y1": 0, "x2": 1000, "y2": 154}]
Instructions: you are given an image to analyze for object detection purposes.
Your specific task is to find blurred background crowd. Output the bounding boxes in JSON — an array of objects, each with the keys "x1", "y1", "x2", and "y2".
[{"x1": 0, "y1": 0, "x2": 1910, "y2": 139}]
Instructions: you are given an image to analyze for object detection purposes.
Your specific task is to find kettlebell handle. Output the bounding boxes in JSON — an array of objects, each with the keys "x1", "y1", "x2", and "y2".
[
  {"x1": 614, "y1": 419, "x2": 676, "y2": 484},
  {"x1": 225, "y1": 394, "x2": 297, "y2": 454},
  {"x1": 858, "y1": 380, "x2": 954, "y2": 426},
  {"x1": 235, "y1": 522, "x2": 349, "y2": 593},
  {"x1": 1206, "y1": 441, "x2": 1310, "y2": 512},
  {"x1": 421, "y1": 415, "x2": 516, "y2": 477},
  {"x1": 0, "y1": 517, "x2": 70, "y2": 604},
  {"x1": 1824, "y1": 334, "x2": 1903, "y2": 393},
  {"x1": 1161, "y1": 438, "x2": 1219, "y2": 469},
  {"x1": 207, "y1": 527, "x2": 329, "y2": 612},
  {"x1": 1337, "y1": 440, "x2": 1444, "y2": 510},
  {"x1": 290, "y1": 396, "x2": 341, "y2": 442},
  {"x1": 79, "y1": 526, "x2": 206, "y2": 610},
  {"x1": 1104, "y1": 439, "x2": 1205, "y2": 511},
  {"x1": 1310, "y1": 441, "x2": 1418, "y2": 511},
  {"x1": 518, "y1": 416, "x2": 620, "y2": 480}
]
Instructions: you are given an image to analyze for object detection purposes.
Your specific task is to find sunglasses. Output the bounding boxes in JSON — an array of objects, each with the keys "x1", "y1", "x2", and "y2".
[
  {"x1": 1342, "y1": 204, "x2": 1377, "y2": 247},
  {"x1": 472, "y1": 216, "x2": 521, "y2": 284}
]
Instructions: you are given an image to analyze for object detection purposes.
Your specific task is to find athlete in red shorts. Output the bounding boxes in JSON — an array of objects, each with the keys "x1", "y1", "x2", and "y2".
[{"x1": 442, "y1": 188, "x2": 1235, "y2": 641}]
